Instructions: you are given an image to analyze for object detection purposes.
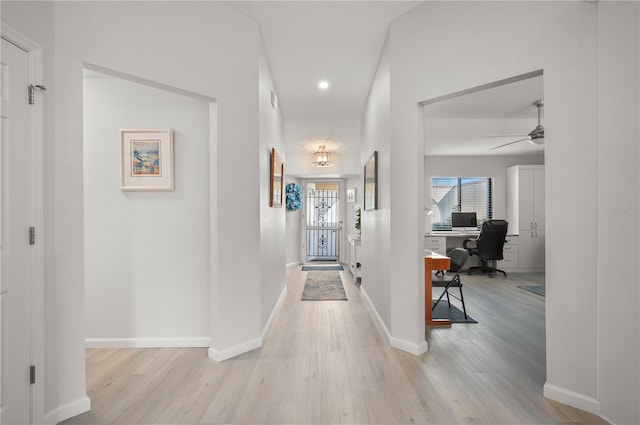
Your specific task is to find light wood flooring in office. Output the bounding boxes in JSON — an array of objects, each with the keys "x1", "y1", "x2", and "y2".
[{"x1": 62, "y1": 268, "x2": 608, "y2": 425}]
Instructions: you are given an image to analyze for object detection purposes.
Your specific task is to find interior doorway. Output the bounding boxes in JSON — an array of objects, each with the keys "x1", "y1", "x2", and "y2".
[{"x1": 304, "y1": 182, "x2": 341, "y2": 262}]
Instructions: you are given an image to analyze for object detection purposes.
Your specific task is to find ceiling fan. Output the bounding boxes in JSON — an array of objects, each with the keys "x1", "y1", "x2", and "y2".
[{"x1": 489, "y1": 100, "x2": 544, "y2": 150}]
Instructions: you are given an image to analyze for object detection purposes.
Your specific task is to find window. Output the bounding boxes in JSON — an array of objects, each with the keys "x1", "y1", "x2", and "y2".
[{"x1": 431, "y1": 177, "x2": 493, "y2": 231}]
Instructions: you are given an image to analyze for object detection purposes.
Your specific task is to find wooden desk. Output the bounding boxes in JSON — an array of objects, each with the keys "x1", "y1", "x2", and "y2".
[{"x1": 425, "y1": 250, "x2": 451, "y2": 326}]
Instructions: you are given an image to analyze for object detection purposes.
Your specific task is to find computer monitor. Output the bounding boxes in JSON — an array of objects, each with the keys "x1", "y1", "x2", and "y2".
[{"x1": 451, "y1": 212, "x2": 478, "y2": 231}]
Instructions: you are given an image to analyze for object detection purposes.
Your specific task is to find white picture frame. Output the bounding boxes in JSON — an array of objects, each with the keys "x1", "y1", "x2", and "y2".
[
  {"x1": 347, "y1": 188, "x2": 356, "y2": 203},
  {"x1": 120, "y1": 129, "x2": 174, "y2": 191}
]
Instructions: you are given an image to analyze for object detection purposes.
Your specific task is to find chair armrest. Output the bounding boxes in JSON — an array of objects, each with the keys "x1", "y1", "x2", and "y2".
[{"x1": 462, "y1": 238, "x2": 477, "y2": 249}]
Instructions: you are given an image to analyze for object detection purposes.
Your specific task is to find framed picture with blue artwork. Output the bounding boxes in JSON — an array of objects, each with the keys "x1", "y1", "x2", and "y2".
[{"x1": 120, "y1": 129, "x2": 174, "y2": 191}]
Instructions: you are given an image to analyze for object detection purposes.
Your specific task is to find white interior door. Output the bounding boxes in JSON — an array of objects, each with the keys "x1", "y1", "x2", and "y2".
[{"x1": 1, "y1": 37, "x2": 33, "y2": 425}]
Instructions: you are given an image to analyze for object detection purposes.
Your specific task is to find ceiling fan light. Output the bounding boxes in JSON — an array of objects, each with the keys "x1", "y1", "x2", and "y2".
[
  {"x1": 527, "y1": 123, "x2": 545, "y2": 145},
  {"x1": 529, "y1": 136, "x2": 544, "y2": 145}
]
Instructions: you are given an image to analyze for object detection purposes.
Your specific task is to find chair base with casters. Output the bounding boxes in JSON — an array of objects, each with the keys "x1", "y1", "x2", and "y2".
[
  {"x1": 432, "y1": 248, "x2": 469, "y2": 319},
  {"x1": 466, "y1": 260, "x2": 507, "y2": 278}
]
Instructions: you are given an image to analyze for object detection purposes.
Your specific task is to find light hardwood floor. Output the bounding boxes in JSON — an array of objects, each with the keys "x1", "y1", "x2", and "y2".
[{"x1": 62, "y1": 267, "x2": 608, "y2": 425}]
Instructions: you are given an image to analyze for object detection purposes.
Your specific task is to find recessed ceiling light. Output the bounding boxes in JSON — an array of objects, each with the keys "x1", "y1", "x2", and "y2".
[{"x1": 318, "y1": 80, "x2": 329, "y2": 90}]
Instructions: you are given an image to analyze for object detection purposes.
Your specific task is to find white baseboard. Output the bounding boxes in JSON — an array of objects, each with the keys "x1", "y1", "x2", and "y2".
[
  {"x1": 85, "y1": 337, "x2": 210, "y2": 348},
  {"x1": 209, "y1": 284, "x2": 287, "y2": 362},
  {"x1": 543, "y1": 382, "x2": 601, "y2": 417},
  {"x1": 44, "y1": 408, "x2": 59, "y2": 425},
  {"x1": 390, "y1": 336, "x2": 428, "y2": 356},
  {"x1": 360, "y1": 286, "x2": 428, "y2": 356},
  {"x1": 52, "y1": 395, "x2": 91, "y2": 423},
  {"x1": 286, "y1": 261, "x2": 302, "y2": 269},
  {"x1": 208, "y1": 337, "x2": 262, "y2": 362},
  {"x1": 262, "y1": 285, "x2": 287, "y2": 339},
  {"x1": 360, "y1": 286, "x2": 391, "y2": 344}
]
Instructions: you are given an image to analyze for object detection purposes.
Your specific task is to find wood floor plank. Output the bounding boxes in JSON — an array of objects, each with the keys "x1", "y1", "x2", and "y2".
[{"x1": 61, "y1": 267, "x2": 609, "y2": 425}]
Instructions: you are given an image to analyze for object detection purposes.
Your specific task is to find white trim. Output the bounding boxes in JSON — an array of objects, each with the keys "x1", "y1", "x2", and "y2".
[
  {"x1": 1, "y1": 22, "x2": 40, "y2": 50},
  {"x1": 44, "y1": 408, "x2": 59, "y2": 425},
  {"x1": 390, "y1": 337, "x2": 428, "y2": 356},
  {"x1": 360, "y1": 286, "x2": 391, "y2": 344},
  {"x1": 208, "y1": 337, "x2": 262, "y2": 362},
  {"x1": 56, "y1": 396, "x2": 91, "y2": 424},
  {"x1": 508, "y1": 268, "x2": 545, "y2": 273},
  {"x1": 85, "y1": 337, "x2": 211, "y2": 348},
  {"x1": 286, "y1": 261, "x2": 301, "y2": 269},
  {"x1": 262, "y1": 285, "x2": 287, "y2": 339},
  {"x1": 207, "y1": 281, "x2": 287, "y2": 363},
  {"x1": 543, "y1": 383, "x2": 601, "y2": 417},
  {"x1": 361, "y1": 286, "x2": 428, "y2": 356},
  {"x1": 1, "y1": 22, "x2": 46, "y2": 425}
]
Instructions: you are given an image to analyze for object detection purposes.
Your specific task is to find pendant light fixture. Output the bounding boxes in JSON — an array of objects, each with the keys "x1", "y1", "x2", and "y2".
[{"x1": 312, "y1": 145, "x2": 333, "y2": 167}]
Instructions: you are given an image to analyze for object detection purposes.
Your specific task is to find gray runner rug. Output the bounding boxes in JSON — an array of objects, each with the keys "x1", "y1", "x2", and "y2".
[{"x1": 301, "y1": 271, "x2": 348, "y2": 301}]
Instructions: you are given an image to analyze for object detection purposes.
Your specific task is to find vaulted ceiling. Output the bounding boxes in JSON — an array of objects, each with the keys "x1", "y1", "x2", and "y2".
[
  {"x1": 230, "y1": 1, "x2": 422, "y2": 121},
  {"x1": 230, "y1": 1, "x2": 544, "y2": 159}
]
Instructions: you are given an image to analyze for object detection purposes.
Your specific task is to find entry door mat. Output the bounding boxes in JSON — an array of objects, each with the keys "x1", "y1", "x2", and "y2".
[
  {"x1": 518, "y1": 285, "x2": 545, "y2": 297},
  {"x1": 432, "y1": 303, "x2": 477, "y2": 323},
  {"x1": 301, "y1": 271, "x2": 348, "y2": 301},
  {"x1": 301, "y1": 265, "x2": 344, "y2": 271}
]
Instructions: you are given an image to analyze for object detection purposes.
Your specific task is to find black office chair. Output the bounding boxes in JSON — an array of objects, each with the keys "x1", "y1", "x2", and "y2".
[
  {"x1": 432, "y1": 248, "x2": 470, "y2": 319},
  {"x1": 463, "y1": 219, "x2": 509, "y2": 278}
]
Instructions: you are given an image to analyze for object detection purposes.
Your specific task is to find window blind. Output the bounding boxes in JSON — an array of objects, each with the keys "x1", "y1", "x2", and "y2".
[{"x1": 431, "y1": 176, "x2": 493, "y2": 230}]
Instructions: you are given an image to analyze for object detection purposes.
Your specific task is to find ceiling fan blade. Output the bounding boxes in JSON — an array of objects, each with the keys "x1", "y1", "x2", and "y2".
[
  {"x1": 482, "y1": 134, "x2": 528, "y2": 138},
  {"x1": 489, "y1": 137, "x2": 530, "y2": 150}
]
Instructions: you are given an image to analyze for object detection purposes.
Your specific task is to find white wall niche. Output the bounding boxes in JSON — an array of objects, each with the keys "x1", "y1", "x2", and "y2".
[{"x1": 83, "y1": 65, "x2": 217, "y2": 347}]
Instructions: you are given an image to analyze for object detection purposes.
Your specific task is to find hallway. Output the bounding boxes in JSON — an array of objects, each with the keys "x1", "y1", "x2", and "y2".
[{"x1": 62, "y1": 268, "x2": 607, "y2": 425}]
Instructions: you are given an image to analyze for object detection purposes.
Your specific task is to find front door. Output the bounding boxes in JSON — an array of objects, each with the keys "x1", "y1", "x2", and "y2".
[
  {"x1": 305, "y1": 182, "x2": 341, "y2": 262},
  {"x1": 1, "y1": 36, "x2": 33, "y2": 425}
]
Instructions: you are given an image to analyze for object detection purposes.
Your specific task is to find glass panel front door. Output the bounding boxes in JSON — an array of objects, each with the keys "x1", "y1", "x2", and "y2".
[{"x1": 305, "y1": 182, "x2": 340, "y2": 261}]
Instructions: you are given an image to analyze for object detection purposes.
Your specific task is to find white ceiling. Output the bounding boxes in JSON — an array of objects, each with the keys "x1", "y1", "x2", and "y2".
[
  {"x1": 230, "y1": 1, "x2": 422, "y2": 121},
  {"x1": 229, "y1": 2, "x2": 544, "y2": 159},
  {"x1": 424, "y1": 75, "x2": 545, "y2": 156}
]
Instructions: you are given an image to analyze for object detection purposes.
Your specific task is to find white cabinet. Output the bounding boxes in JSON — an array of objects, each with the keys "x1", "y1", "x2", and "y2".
[
  {"x1": 347, "y1": 235, "x2": 361, "y2": 281},
  {"x1": 424, "y1": 236, "x2": 446, "y2": 255},
  {"x1": 498, "y1": 235, "x2": 519, "y2": 270},
  {"x1": 507, "y1": 165, "x2": 545, "y2": 271},
  {"x1": 518, "y1": 229, "x2": 545, "y2": 269}
]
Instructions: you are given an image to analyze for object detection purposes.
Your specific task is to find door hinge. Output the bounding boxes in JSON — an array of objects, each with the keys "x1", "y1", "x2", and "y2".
[
  {"x1": 29, "y1": 227, "x2": 35, "y2": 245},
  {"x1": 30, "y1": 365, "x2": 36, "y2": 384},
  {"x1": 28, "y1": 84, "x2": 47, "y2": 105}
]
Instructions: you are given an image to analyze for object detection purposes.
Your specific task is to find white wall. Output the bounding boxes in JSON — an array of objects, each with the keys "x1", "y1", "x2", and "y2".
[
  {"x1": 259, "y1": 37, "x2": 287, "y2": 331},
  {"x1": 387, "y1": 0, "x2": 599, "y2": 378},
  {"x1": 380, "y1": 1, "x2": 639, "y2": 422},
  {"x1": 424, "y1": 154, "x2": 544, "y2": 231},
  {"x1": 53, "y1": 0, "x2": 264, "y2": 369},
  {"x1": 2, "y1": 1, "x2": 266, "y2": 421},
  {"x1": 83, "y1": 72, "x2": 211, "y2": 346},
  {"x1": 596, "y1": 3, "x2": 640, "y2": 424},
  {"x1": 361, "y1": 32, "x2": 392, "y2": 340},
  {"x1": 285, "y1": 177, "x2": 303, "y2": 267},
  {"x1": 344, "y1": 176, "x2": 361, "y2": 237}
]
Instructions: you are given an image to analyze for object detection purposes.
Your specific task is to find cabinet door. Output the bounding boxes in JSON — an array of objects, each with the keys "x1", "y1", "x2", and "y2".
[
  {"x1": 533, "y1": 168, "x2": 545, "y2": 230},
  {"x1": 519, "y1": 168, "x2": 535, "y2": 231},
  {"x1": 518, "y1": 230, "x2": 544, "y2": 269},
  {"x1": 532, "y1": 229, "x2": 545, "y2": 268},
  {"x1": 518, "y1": 232, "x2": 535, "y2": 269}
]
